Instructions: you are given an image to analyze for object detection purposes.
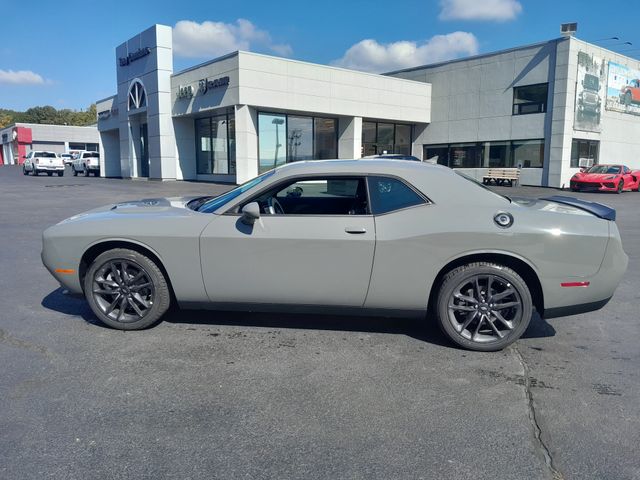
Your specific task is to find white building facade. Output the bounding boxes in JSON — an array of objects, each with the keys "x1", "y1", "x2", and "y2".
[{"x1": 98, "y1": 25, "x2": 640, "y2": 187}]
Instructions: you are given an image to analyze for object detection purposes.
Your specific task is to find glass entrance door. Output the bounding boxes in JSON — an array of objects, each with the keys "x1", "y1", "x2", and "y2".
[{"x1": 139, "y1": 123, "x2": 149, "y2": 177}]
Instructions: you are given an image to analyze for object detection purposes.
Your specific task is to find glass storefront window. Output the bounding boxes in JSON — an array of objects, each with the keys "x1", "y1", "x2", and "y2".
[
  {"x1": 196, "y1": 112, "x2": 235, "y2": 175},
  {"x1": 449, "y1": 143, "x2": 482, "y2": 168},
  {"x1": 570, "y1": 139, "x2": 599, "y2": 168},
  {"x1": 512, "y1": 139, "x2": 544, "y2": 168},
  {"x1": 362, "y1": 121, "x2": 413, "y2": 156},
  {"x1": 314, "y1": 117, "x2": 337, "y2": 159},
  {"x1": 362, "y1": 122, "x2": 376, "y2": 144},
  {"x1": 424, "y1": 140, "x2": 544, "y2": 168},
  {"x1": 196, "y1": 118, "x2": 212, "y2": 174},
  {"x1": 287, "y1": 116, "x2": 313, "y2": 162},
  {"x1": 259, "y1": 113, "x2": 287, "y2": 173},
  {"x1": 424, "y1": 145, "x2": 449, "y2": 165},
  {"x1": 486, "y1": 141, "x2": 511, "y2": 168},
  {"x1": 258, "y1": 113, "x2": 338, "y2": 172}
]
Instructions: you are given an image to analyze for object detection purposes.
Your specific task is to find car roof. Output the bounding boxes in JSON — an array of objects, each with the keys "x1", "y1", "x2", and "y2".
[{"x1": 269, "y1": 158, "x2": 446, "y2": 177}]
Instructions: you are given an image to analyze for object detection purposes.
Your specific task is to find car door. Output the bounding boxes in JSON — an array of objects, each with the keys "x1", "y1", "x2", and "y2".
[
  {"x1": 622, "y1": 166, "x2": 634, "y2": 189},
  {"x1": 199, "y1": 175, "x2": 376, "y2": 307}
]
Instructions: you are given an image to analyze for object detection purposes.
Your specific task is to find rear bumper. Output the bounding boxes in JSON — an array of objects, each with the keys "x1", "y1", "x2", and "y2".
[
  {"x1": 541, "y1": 228, "x2": 628, "y2": 317},
  {"x1": 35, "y1": 165, "x2": 65, "y2": 171}
]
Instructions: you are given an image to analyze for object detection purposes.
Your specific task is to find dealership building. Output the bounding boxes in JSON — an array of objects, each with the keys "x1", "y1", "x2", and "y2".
[
  {"x1": 0, "y1": 123, "x2": 99, "y2": 165},
  {"x1": 97, "y1": 24, "x2": 640, "y2": 187}
]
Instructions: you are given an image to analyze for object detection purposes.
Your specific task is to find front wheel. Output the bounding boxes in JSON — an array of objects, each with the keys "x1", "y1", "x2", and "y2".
[
  {"x1": 57, "y1": 171, "x2": 64, "y2": 177},
  {"x1": 435, "y1": 262, "x2": 533, "y2": 351},
  {"x1": 84, "y1": 248, "x2": 171, "y2": 330}
]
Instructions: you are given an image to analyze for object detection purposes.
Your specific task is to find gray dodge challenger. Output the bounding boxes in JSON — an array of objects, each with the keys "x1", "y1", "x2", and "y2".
[{"x1": 42, "y1": 160, "x2": 628, "y2": 351}]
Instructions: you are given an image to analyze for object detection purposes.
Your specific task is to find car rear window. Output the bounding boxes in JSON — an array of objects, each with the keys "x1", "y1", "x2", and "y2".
[
  {"x1": 36, "y1": 152, "x2": 57, "y2": 158},
  {"x1": 367, "y1": 176, "x2": 426, "y2": 214},
  {"x1": 84, "y1": 152, "x2": 100, "y2": 158}
]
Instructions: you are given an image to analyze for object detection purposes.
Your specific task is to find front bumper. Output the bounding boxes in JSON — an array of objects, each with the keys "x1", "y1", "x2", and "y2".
[{"x1": 570, "y1": 180, "x2": 617, "y2": 192}]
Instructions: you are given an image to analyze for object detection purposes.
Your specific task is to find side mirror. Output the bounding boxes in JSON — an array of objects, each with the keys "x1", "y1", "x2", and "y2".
[{"x1": 241, "y1": 202, "x2": 260, "y2": 225}]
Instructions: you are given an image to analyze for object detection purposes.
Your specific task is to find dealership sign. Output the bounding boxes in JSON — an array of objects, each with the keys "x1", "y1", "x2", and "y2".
[
  {"x1": 199, "y1": 76, "x2": 230, "y2": 94},
  {"x1": 97, "y1": 106, "x2": 119, "y2": 120},
  {"x1": 177, "y1": 76, "x2": 230, "y2": 99},
  {"x1": 119, "y1": 47, "x2": 151, "y2": 66}
]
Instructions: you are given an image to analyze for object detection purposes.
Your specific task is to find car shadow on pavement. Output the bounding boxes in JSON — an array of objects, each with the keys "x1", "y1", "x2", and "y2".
[{"x1": 42, "y1": 288, "x2": 556, "y2": 348}]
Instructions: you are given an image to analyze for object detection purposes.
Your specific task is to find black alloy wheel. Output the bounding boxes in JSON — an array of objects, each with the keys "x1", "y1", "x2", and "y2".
[
  {"x1": 84, "y1": 248, "x2": 171, "y2": 330},
  {"x1": 436, "y1": 262, "x2": 533, "y2": 351}
]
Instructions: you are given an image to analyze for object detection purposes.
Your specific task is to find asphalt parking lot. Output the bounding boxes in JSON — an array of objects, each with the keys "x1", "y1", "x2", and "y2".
[{"x1": 1, "y1": 165, "x2": 638, "y2": 480}]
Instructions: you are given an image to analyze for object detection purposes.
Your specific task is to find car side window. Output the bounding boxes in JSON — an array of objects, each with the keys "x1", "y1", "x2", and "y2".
[
  {"x1": 367, "y1": 176, "x2": 426, "y2": 215},
  {"x1": 247, "y1": 177, "x2": 369, "y2": 216}
]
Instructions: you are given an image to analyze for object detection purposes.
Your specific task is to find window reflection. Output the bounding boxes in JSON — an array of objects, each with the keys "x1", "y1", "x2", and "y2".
[
  {"x1": 259, "y1": 113, "x2": 287, "y2": 173},
  {"x1": 258, "y1": 113, "x2": 338, "y2": 173},
  {"x1": 195, "y1": 112, "x2": 235, "y2": 175}
]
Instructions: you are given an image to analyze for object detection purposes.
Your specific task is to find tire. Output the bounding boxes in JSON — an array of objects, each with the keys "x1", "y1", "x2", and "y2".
[
  {"x1": 617, "y1": 180, "x2": 624, "y2": 194},
  {"x1": 57, "y1": 171, "x2": 64, "y2": 177},
  {"x1": 47, "y1": 172, "x2": 53, "y2": 176},
  {"x1": 83, "y1": 165, "x2": 89, "y2": 176},
  {"x1": 84, "y1": 248, "x2": 171, "y2": 330},
  {"x1": 625, "y1": 91, "x2": 632, "y2": 106},
  {"x1": 435, "y1": 262, "x2": 533, "y2": 351},
  {"x1": 72, "y1": 166, "x2": 78, "y2": 176}
]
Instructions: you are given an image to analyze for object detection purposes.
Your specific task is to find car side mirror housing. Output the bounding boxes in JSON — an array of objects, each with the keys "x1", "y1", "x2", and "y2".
[{"x1": 241, "y1": 202, "x2": 260, "y2": 225}]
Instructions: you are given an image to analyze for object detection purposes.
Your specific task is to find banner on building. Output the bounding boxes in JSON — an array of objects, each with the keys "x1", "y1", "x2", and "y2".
[
  {"x1": 606, "y1": 61, "x2": 640, "y2": 116},
  {"x1": 574, "y1": 51, "x2": 605, "y2": 133}
]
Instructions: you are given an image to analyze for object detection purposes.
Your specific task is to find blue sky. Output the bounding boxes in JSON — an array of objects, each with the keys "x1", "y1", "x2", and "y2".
[{"x1": 2, "y1": 0, "x2": 640, "y2": 111}]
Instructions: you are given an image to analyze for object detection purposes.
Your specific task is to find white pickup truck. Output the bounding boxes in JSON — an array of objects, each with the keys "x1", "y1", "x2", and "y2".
[
  {"x1": 22, "y1": 151, "x2": 65, "y2": 176},
  {"x1": 72, "y1": 151, "x2": 101, "y2": 176}
]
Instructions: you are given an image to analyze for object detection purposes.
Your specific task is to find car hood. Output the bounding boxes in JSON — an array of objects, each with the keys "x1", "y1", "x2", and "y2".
[
  {"x1": 573, "y1": 173, "x2": 618, "y2": 181},
  {"x1": 57, "y1": 196, "x2": 208, "y2": 224}
]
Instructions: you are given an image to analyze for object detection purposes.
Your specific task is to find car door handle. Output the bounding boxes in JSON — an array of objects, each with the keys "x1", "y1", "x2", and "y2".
[{"x1": 345, "y1": 227, "x2": 367, "y2": 234}]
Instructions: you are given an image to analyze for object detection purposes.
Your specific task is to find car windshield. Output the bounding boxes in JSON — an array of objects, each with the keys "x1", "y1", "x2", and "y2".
[
  {"x1": 584, "y1": 74, "x2": 599, "y2": 91},
  {"x1": 36, "y1": 152, "x2": 57, "y2": 158},
  {"x1": 587, "y1": 165, "x2": 620, "y2": 174},
  {"x1": 197, "y1": 170, "x2": 276, "y2": 213},
  {"x1": 455, "y1": 171, "x2": 511, "y2": 202}
]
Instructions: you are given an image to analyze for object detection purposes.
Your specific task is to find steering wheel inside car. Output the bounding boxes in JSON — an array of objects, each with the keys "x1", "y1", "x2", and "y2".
[{"x1": 267, "y1": 197, "x2": 285, "y2": 215}]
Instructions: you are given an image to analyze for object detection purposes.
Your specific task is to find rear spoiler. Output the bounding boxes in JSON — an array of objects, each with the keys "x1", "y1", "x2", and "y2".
[{"x1": 540, "y1": 195, "x2": 616, "y2": 221}]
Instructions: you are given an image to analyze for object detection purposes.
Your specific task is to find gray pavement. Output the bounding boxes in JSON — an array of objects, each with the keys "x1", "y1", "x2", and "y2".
[{"x1": 0, "y1": 165, "x2": 638, "y2": 479}]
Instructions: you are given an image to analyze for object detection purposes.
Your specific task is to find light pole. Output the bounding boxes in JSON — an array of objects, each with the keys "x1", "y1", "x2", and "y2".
[{"x1": 272, "y1": 118, "x2": 284, "y2": 170}]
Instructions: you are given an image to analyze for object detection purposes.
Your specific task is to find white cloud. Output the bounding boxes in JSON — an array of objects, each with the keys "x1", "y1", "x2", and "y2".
[
  {"x1": 173, "y1": 19, "x2": 293, "y2": 58},
  {"x1": 332, "y1": 32, "x2": 479, "y2": 73},
  {"x1": 439, "y1": 0, "x2": 522, "y2": 21},
  {"x1": 0, "y1": 69, "x2": 47, "y2": 85}
]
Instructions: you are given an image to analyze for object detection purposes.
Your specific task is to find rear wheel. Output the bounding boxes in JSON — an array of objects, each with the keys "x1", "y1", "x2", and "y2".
[
  {"x1": 57, "y1": 171, "x2": 64, "y2": 177},
  {"x1": 435, "y1": 262, "x2": 533, "y2": 351},
  {"x1": 47, "y1": 172, "x2": 53, "y2": 176},
  {"x1": 84, "y1": 248, "x2": 171, "y2": 330}
]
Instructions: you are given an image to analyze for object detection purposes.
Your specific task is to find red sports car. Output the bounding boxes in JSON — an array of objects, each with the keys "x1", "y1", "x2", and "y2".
[{"x1": 570, "y1": 164, "x2": 640, "y2": 193}]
